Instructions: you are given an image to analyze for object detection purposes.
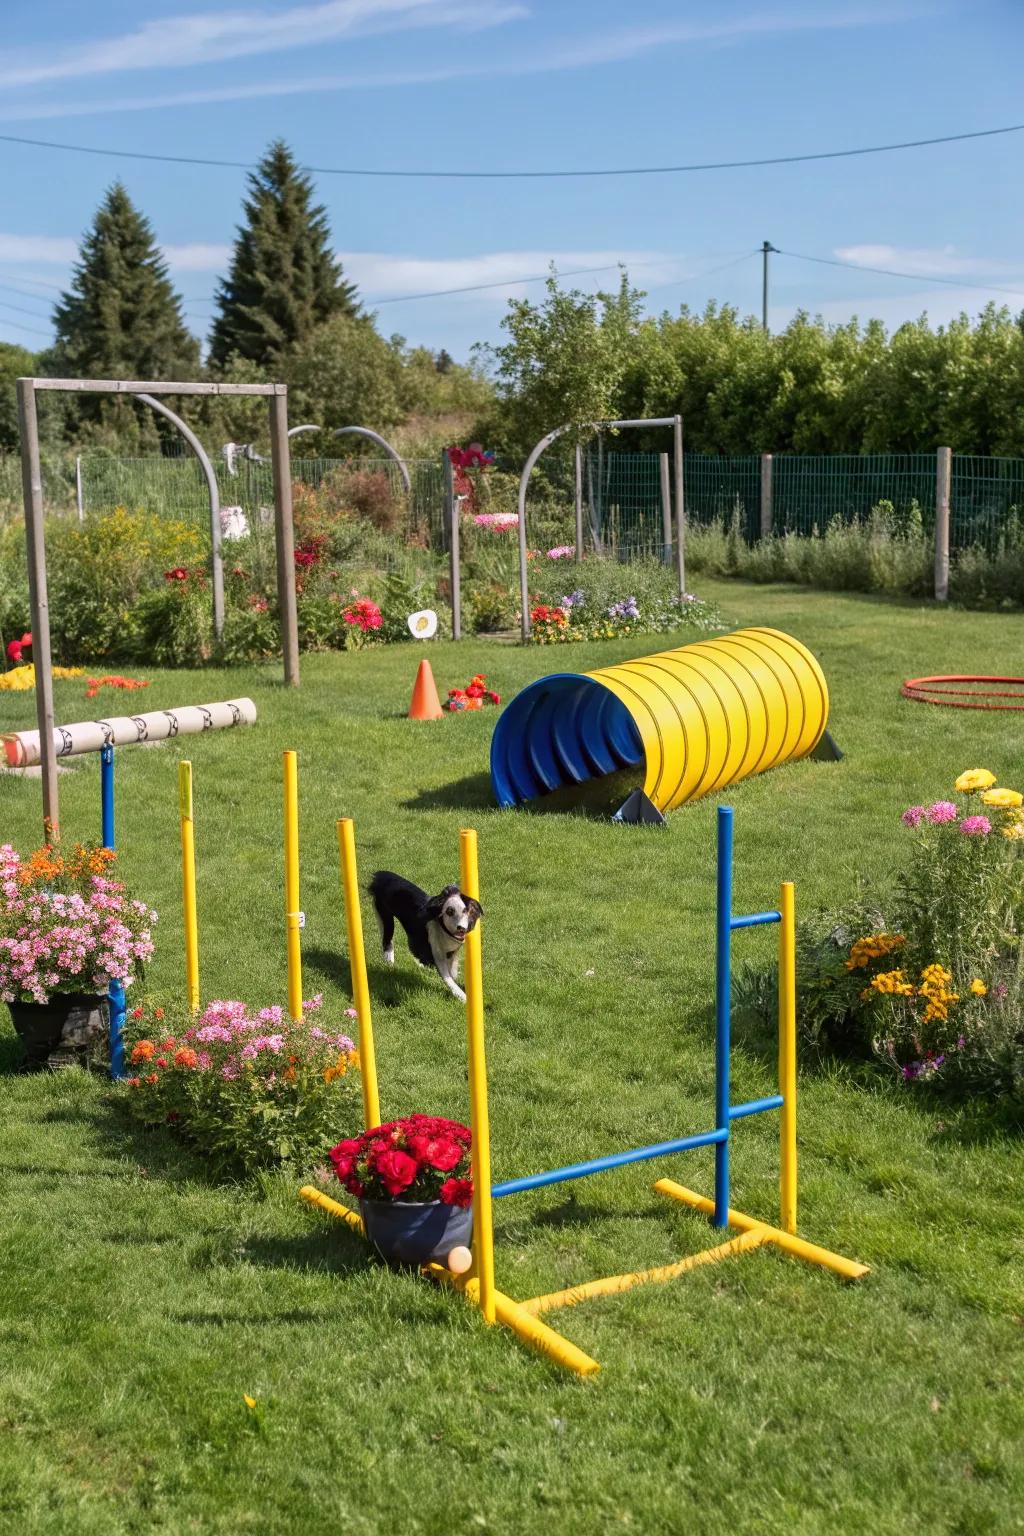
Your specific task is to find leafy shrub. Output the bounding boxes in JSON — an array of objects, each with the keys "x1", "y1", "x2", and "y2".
[
  {"x1": 126, "y1": 568, "x2": 214, "y2": 667},
  {"x1": 122, "y1": 997, "x2": 362, "y2": 1176},
  {"x1": 743, "y1": 767, "x2": 1024, "y2": 1102},
  {"x1": 46, "y1": 508, "x2": 204, "y2": 663}
]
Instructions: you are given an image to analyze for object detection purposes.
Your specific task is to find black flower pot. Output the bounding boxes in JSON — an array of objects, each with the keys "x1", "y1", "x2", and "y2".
[
  {"x1": 7, "y1": 993, "x2": 108, "y2": 1070},
  {"x1": 359, "y1": 1198, "x2": 473, "y2": 1267}
]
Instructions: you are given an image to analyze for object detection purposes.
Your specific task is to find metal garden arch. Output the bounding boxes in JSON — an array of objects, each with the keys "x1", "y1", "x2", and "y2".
[
  {"x1": 516, "y1": 415, "x2": 685, "y2": 642},
  {"x1": 16, "y1": 376, "x2": 300, "y2": 836}
]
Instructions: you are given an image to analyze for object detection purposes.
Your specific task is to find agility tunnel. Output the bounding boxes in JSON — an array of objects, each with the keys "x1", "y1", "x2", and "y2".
[{"x1": 490, "y1": 627, "x2": 829, "y2": 813}]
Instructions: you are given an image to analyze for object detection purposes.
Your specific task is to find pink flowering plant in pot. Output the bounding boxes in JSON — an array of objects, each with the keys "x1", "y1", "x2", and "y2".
[
  {"x1": 0, "y1": 841, "x2": 157, "y2": 1067},
  {"x1": 121, "y1": 996, "x2": 361, "y2": 1175},
  {"x1": 754, "y1": 768, "x2": 1024, "y2": 1100}
]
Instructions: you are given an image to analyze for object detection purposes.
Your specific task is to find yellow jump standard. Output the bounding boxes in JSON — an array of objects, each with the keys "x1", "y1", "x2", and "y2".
[{"x1": 300, "y1": 807, "x2": 868, "y2": 1377}]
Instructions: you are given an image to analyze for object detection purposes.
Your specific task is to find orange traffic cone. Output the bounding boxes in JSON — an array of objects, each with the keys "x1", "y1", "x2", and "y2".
[{"x1": 408, "y1": 658, "x2": 444, "y2": 720}]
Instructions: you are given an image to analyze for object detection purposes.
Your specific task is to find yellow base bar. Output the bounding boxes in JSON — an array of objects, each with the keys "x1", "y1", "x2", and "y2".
[
  {"x1": 426, "y1": 1264, "x2": 600, "y2": 1376},
  {"x1": 520, "y1": 1230, "x2": 766, "y2": 1316},
  {"x1": 300, "y1": 1184, "x2": 366, "y2": 1235},
  {"x1": 653, "y1": 1180, "x2": 869, "y2": 1282},
  {"x1": 300, "y1": 1188, "x2": 599, "y2": 1377}
]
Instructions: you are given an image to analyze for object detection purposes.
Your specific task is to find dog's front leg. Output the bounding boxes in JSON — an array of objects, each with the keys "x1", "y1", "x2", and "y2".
[{"x1": 429, "y1": 928, "x2": 466, "y2": 1003}]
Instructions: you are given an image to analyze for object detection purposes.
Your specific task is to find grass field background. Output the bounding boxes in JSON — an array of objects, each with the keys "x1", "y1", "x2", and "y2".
[{"x1": 1, "y1": 579, "x2": 1022, "y2": 1535}]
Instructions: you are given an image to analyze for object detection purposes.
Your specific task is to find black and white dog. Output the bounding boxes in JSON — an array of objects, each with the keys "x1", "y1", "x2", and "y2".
[{"x1": 368, "y1": 871, "x2": 483, "y2": 1003}]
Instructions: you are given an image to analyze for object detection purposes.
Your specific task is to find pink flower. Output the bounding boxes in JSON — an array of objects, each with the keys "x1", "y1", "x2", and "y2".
[
  {"x1": 901, "y1": 806, "x2": 926, "y2": 827},
  {"x1": 344, "y1": 1007, "x2": 358, "y2": 1019},
  {"x1": 960, "y1": 815, "x2": 991, "y2": 836},
  {"x1": 547, "y1": 545, "x2": 575, "y2": 560},
  {"x1": 926, "y1": 801, "x2": 959, "y2": 824}
]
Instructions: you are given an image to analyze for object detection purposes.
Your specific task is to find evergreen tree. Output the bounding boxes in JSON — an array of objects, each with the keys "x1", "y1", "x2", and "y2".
[
  {"x1": 50, "y1": 183, "x2": 199, "y2": 440},
  {"x1": 209, "y1": 140, "x2": 357, "y2": 370}
]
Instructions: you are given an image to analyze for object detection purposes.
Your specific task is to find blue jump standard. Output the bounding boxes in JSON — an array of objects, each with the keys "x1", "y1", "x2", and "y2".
[
  {"x1": 492, "y1": 806, "x2": 785, "y2": 1214},
  {"x1": 100, "y1": 745, "x2": 127, "y2": 1081}
]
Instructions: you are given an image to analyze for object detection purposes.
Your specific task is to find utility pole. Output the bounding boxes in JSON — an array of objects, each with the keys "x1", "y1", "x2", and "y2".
[{"x1": 761, "y1": 240, "x2": 777, "y2": 332}]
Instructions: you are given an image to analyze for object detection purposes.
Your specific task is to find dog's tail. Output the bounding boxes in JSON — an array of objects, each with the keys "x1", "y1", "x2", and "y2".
[{"x1": 367, "y1": 871, "x2": 393, "y2": 912}]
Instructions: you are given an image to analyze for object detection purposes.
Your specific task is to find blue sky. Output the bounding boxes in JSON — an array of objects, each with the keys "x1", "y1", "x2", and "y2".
[{"x1": 0, "y1": 0, "x2": 1020, "y2": 361}]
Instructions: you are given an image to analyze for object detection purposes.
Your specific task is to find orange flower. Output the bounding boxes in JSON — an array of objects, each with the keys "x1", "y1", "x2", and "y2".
[
  {"x1": 160, "y1": 1037, "x2": 176, "y2": 1050},
  {"x1": 130, "y1": 1040, "x2": 155, "y2": 1063},
  {"x1": 173, "y1": 1047, "x2": 199, "y2": 1069},
  {"x1": 154, "y1": 1008, "x2": 165, "y2": 1021},
  {"x1": 144, "y1": 1073, "x2": 159, "y2": 1085}
]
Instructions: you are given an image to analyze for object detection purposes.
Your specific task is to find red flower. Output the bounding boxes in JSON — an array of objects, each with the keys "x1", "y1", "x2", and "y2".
[
  {"x1": 126, "y1": 1076, "x2": 141, "y2": 1088},
  {"x1": 144, "y1": 1073, "x2": 159, "y2": 1085},
  {"x1": 154, "y1": 1056, "x2": 168, "y2": 1069},
  {"x1": 130, "y1": 1007, "x2": 144, "y2": 1020},
  {"x1": 372, "y1": 1146, "x2": 419, "y2": 1197},
  {"x1": 294, "y1": 550, "x2": 316, "y2": 569},
  {"x1": 406, "y1": 1132, "x2": 464, "y2": 1171},
  {"x1": 164, "y1": 567, "x2": 188, "y2": 582},
  {"x1": 439, "y1": 1178, "x2": 474, "y2": 1208},
  {"x1": 6, "y1": 632, "x2": 31, "y2": 664},
  {"x1": 328, "y1": 1138, "x2": 362, "y2": 1182}
]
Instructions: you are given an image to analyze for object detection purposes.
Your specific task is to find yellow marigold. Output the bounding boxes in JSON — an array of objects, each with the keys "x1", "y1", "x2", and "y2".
[
  {"x1": 1003, "y1": 822, "x2": 1024, "y2": 841},
  {"x1": 869, "y1": 968, "x2": 914, "y2": 997},
  {"x1": 970, "y1": 978, "x2": 988, "y2": 996},
  {"x1": 845, "y1": 933, "x2": 906, "y2": 970},
  {"x1": 981, "y1": 787, "x2": 1023, "y2": 809},
  {"x1": 0, "y1": 663, "x2": 84, "y2": 691},
  {"x1": 955, "y1": 768, "x2": 997, "y2": 793}
]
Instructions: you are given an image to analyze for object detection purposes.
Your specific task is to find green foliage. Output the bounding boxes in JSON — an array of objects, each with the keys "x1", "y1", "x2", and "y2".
[
  {"x1": 287, "y1": 314, "x2": 406, "y2": 437},
  {"x1": 127, "y1": 573, "x2": 214, "y2": 667},
  {"x1": 486, "y1": 278, "x2": 1024, "y2": 458},
  {"x1": 686, "y1": 504, "x2": 936, "y2": 597},
  {"x1": 0, "y1": 343, "x2": 37, "y2": 454},
  {"x1": 209, "y1": 140, "x2": 358, "y2": 370},
  {"x1": 479, "y1": 272, "x2": 645, "y2": 458},
  {"x1": 48, "y1": 184, "x2": 199, "y2": 446},
  {"x1": 44, "y1": 508, "x2": 204, "y2": 663}
]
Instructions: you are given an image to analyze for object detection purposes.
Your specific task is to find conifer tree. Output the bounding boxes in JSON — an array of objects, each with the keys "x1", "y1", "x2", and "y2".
[
  {"x1": 209, "y1": 140, "x2": 357, "y2": 370},
  {"x1": 51, "y1": 183, "x2": 199, "y2": 439}
]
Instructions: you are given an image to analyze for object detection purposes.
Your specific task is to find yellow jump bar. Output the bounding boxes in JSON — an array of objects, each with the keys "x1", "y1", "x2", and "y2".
[{"x1": 519, "y1": 1229, "x2": 766, "y2": 1316}]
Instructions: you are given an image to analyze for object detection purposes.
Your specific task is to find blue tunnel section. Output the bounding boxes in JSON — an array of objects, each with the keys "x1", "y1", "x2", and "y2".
[{"x1": 490, "y1": 673, "x2": 644, "y2": 808}]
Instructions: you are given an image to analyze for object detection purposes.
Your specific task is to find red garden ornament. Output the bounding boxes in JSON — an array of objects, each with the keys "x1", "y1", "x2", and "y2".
[
  {"x1": 447, "y1": 673, "x2": 501, "y2": 712},
  {"x1": 902, "y1": 675, "x2": 1024, "y2": 711}
]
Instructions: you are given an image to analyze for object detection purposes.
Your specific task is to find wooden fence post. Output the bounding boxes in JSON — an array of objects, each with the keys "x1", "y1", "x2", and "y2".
[
  {"x1": 659, "y1": 452, "x2": 672, "y2": 566},
  {"x1": 935, "y1": 446, "x2": 951, "y2": 602},
  {"x1": 760, "y1": 453, "x2": 773, "y2": 539},
  {"x1": 269, "y1": 389, "x2": 300, "y2": 686},
  {"x1": 673, "y1": 414, "x2": 686, "y2": 599}
]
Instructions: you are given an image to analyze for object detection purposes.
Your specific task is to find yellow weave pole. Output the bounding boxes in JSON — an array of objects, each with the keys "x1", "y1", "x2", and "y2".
[
  {"x1": 460, "y1": 828, "x2": 496, "y2": 1326},
  {"x1": 653, "y1": 1179, "x2": 869, "y2": 1281},
  {"x1": 779, "y1": 880, "x2": 798, "y2": 1235},
  {"x1": 336, "y1": 817, "x2": 381, "y2": 1130},
  {"x1": 178, "y1": 760, "x2": 200, "y2": 1013},
  {"x1": 283, "y1": 750, "x2": 303, "y2": 1023}
]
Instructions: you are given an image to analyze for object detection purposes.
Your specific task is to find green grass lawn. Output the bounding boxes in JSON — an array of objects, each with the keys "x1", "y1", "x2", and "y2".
[{"x1": 1, "y1": 579, "x2": 1023, "y2": 1536}]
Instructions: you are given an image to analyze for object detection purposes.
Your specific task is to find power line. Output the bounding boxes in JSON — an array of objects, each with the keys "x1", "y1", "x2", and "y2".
[
  {"x1": 0, "y1": 296, "x2": 53, "y2": 322},
  {"x1": 0, "y1": 312, "x2": 51, "y2": 339},
  {"x1": 0, "y1": 280, "x2": 53, "y2": 311},
  {"x1": 779, "y1": 247, "x2": 1024, "y2": 300},
  {"x1": 0, "y1": 121, "x2": 1020, "y2": 180}
]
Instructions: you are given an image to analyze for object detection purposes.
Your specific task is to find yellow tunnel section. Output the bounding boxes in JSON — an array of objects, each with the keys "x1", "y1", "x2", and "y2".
[{"x1": 489, "y1": 627, "x2": 829, "y2": 813}]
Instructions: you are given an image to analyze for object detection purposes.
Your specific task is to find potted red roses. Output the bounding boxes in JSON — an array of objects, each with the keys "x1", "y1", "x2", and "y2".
[{"x1": 328, "y1": 1114, "x2": 473, "y2": 1266}]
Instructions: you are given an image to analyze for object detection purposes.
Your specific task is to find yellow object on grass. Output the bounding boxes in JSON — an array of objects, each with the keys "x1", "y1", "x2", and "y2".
[{"x1": 0, "y1": 664, "x2": 84, "y2": 691}]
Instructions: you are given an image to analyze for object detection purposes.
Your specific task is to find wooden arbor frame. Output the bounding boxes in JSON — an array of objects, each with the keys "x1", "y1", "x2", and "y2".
[{"x1": 15, "y1": 377, "x2": 300, "y2": 837}]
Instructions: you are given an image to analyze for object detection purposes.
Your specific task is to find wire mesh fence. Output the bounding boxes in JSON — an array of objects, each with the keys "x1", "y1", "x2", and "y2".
[{"x1": 4, "y1": 444, "x2": 1024, "y2": 565}]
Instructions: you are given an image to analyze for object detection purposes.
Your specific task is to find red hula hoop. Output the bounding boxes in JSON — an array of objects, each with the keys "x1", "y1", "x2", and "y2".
[{"x1": 902, "y1": 674, "x2": 1024, "y2": 710}]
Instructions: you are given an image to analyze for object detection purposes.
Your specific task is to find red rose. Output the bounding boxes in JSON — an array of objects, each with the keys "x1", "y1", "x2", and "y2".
[
  {"x1": 439, "y1": 1177, "x2": 474, "y2": 1208},
  {"x1": 373, "y1": 1147, "x2": 419, "y2": 1197},
  {"x1": 329, "y1": 1138, "x2": 362, "y2": 1181},
  {"x1": 406, "y1": 1133, "x2": 464, "y2": 1172}
]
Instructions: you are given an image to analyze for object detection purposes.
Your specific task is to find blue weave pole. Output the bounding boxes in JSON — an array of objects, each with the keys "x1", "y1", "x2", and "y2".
[{"x1": 100, "y1": 746, "x2": 126, "y2": 1081}]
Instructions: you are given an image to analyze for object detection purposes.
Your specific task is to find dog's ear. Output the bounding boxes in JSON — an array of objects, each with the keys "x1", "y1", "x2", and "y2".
[
  {"x1": 465, "y1": 896, "x2": 483, "y2": 925},
  {"x1": 425, "y1": 884, "x2": 459, "y2": 920}
]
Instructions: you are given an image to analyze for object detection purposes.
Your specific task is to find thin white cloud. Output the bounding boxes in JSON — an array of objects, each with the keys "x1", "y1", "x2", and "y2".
[
  {"x1": 342, "y1": 248, "x2": 684, "y2": 300},
  {"x1": 835, "y1": 244, "x2": 1024, "y2": 280},
  {"x1": 0, "y1": 0, "x2": 525, "y2": 89},
  {"x1": 0, "y1": 233, "x2": 78, "y2": 263},
  {"x1": 0, "y1": 4, "x2": 933, "y2": 121},
  {"x1": 162, "y1": 242, "x2": 233, "y2": 271}
]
